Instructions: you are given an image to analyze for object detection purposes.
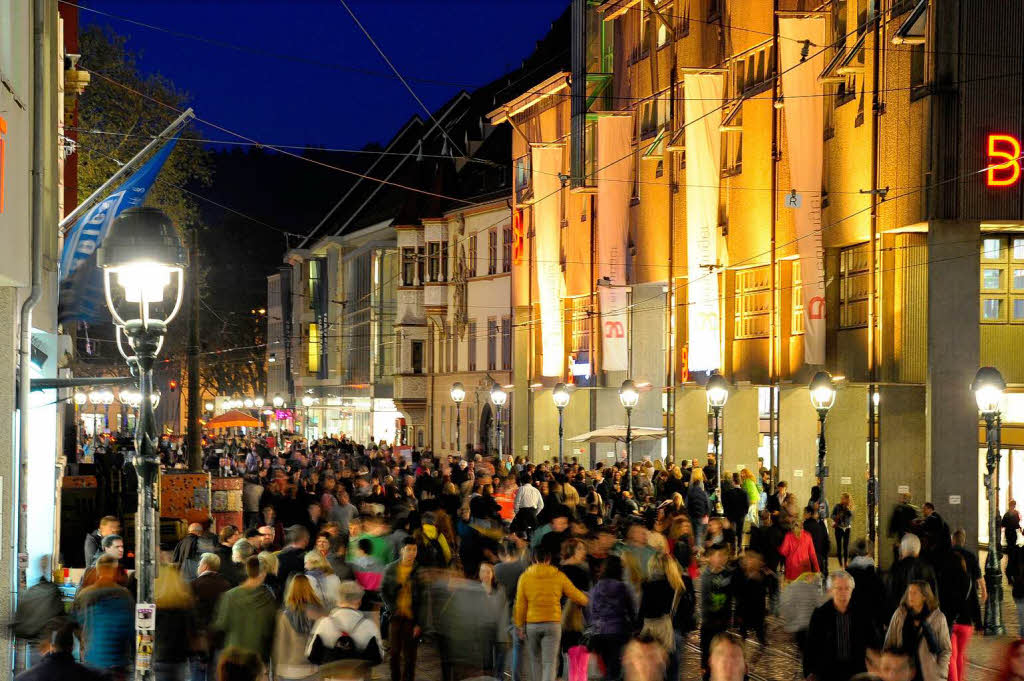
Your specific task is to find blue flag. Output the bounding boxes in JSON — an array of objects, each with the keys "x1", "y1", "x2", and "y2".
[{"x1": 58, "y1": 135, "x2": 180, "y2": 323}]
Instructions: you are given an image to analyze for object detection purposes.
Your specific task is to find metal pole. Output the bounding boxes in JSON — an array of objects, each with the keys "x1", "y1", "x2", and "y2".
[
  {"x1": 713, "y1": 407, "x2": 722, "y2": 514},
  {"x1": 455, "y1": 404, "x2": 461, "y2": 455},
  {"x1": 60, "y1": 109, "x2": 194, "y2": 231},
  {"x1": 186, "y1": 229, "x2": 202, "y2": 470},
  {"x1": 985, "y1": 412, "x2": 1005, "y2": 634},
  {"x1": 625, "y1": 407, "x2": 633, "y2": 492},
  {"x1": 130, "y1": 327, "x2": 164, "y2": 681},
  {"x1": 496, "y1": 405, "x2": 504, "y2": 459},
  {"x1": 557, "y1": 406, "x2": 565, "y2": 469},
  {"x1": 817, "y1": 411, "x2": 828, "y2": 521}
]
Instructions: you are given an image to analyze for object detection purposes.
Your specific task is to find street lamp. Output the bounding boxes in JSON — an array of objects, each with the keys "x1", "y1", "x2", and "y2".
[
  {"x1": 450, "y1": 382, "x2": 465, "y2": 455},
  {"x1": 490, "y1": 382, "x2": 507, "y2": 458},
  {"x1": 88, "y1": 390, "x2": 102, "y2": 406},
  {"x1": 706, "y1": 372, "x2": 730, "y2": 513},
  {"x1": 243, "y1": 398, "x2": 254, "y2": 409},
  {"x1": 97, "y1": 206, "x2": 186, "y2": 680},
  {"x1": 552, "y1": 383, "x2": 571, "y2": 468},
  {"x1": 273, "y1": 394, "x2": 284, "y2": 408},
  {"x1": 973, "y1": 365, "x2": 1006, "y2": 635},
  {"x1": 809, "y1": 371, "x2": 837, "y2": 522},
  {"x1": 619, "y1": 379, "x2": 639, "y2": 492},
  {"x1": 204, "y1": 402, "x2": 214, "y2": 412},
  {"x1": 254, "y1": 397, "x2": 264, "y2": 408}
]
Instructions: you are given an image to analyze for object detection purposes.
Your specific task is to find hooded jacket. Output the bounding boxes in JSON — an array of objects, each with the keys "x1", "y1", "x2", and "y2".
[{"x1": 514, "y1": 563, "x2": 588, "y2": 626}]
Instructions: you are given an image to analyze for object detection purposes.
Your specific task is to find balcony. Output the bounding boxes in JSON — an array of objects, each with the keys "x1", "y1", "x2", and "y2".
[
  {"x1": 396, "y1": 288, "x2": 425, "y2": 325},
  {"x1": 424, "y1": 282, "x2": 447, "y2": 311}
]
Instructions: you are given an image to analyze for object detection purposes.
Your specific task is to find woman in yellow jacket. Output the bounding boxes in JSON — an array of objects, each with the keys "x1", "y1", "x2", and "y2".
[{"x1": 514, "y1": 544, "x2": 589, "y2": 681}]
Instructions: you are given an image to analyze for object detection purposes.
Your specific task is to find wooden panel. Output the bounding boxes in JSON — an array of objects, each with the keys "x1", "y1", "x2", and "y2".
[
  {"x1": 211, "y1": 476, "x2": 244, "y2": 532},
  {"x1": 159, "y1": 472, "x2": 211, "y2": 525}
]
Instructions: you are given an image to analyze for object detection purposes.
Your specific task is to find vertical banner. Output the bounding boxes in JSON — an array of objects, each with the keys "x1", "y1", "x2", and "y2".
[
  {"x1": 58, "y1": 135, "x2": 180, "y2": 323},
  {"x1": 532, "y1": 145, "x2": 565, "y2": 377},
  {"x1": 314, "y1": 258, "x2": 329, "y2": 380},
  {"x1": 779, "y1": 17, "x2": 827, "y2": 365},
  {"x1": 596, "y1": 115, "x2": 634, "y2": 372},
  {"x1": 683, "y1": 73, "x2": 724, "y2": 373}
]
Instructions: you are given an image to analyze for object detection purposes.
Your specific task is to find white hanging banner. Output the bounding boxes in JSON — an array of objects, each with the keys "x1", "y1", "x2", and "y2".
[
  {"x1": 596, "y1": 115, "x2": 634, "y2": 372},
  {"x1": 532, "y1": 145, "x2": 566, "y2": 377},
  {"x1": 683, "y1": 73, "x2": 724, "y2": 373},
  {"x1": 779, "y1": 17, "x2": 827, "y2": 365}
]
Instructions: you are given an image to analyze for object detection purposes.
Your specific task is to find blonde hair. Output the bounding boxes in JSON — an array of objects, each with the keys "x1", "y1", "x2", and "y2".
[
  {"x1": 154, "y1": 565, "x2": 194, "y2": 609},
  {"x1": 257, "y1": 550, "x2": 278, "y2": 576},
  {"x1": 646, "y1": 533, "x2": 684, "y2": 591},
  {"x1": 840, "y1": 492, "x2": 855, "y2": 511},
  {"x1": 740, "y1": 468, "x2": 755, "y2": 482},
  {"x1": 563, "y1": 483, "x2": 580, "y2": 510},
  {"x1": 284, "y1": 573, "x2": 323, "y2": 611},
  {"x1": 304, "y1": 550, "x2": 332, "y2": 573},
  {"x1": 690, "y1": 468, "x2": 706, "y2": 484}
]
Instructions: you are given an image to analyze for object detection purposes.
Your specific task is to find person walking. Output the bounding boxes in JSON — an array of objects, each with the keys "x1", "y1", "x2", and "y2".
[
  {"x1": 884, "y1": 581, "x2": 951, "y2": 681},
  {"x1": 831, "y1": 493, "x2": 854, "y2": 568},
  {"x1": 84, "y1": 516, "x2": 120, "y2": 567},
  {"x1": 72, "y1": 555, "x2": 134, "y2": 679},
  {"x1": 723, "y1": 476, "x2": 750, "y2": 554},
  {"x1": 380, "y1": 538, "x2": 423, "y2": 681},
  {"x1": 276, "y1": 525, "x2": 311, "y2": 587},
  {"x1": 804, "y1": 570, "x2": 879, "y2": 681},
  {"x1": 304, "y1": 551, "x2": 342, "y2": 610},
  {"x1": 887, "y1": 534, "x2": 938, "y2": 620},
  {"x1": 211, "y1": 556, "x2": 278, "y2": 666},
  {"x1": 586, "y1": 555, "x2": 634, "y2": 681},
  {"x1": 306, "y1": 580, "x2": 383, "y2": 675},
  {"x1": 14, "y1": 622, "x2": 107, "y2": 681},
  {"x1": 191, "y1": 553, "x2": 232, "y2": 681},
  {"x1": 779, "y1": 518, "x2": 819, "y2": 581},
  {"x1": 272, "y1": 574, "x2": 326, "y2": 681},
  {"x1": 699, "y1": 543, "x2": 735, "y2": 679},
  {"x1": 153, "y1": 565, "x2": 198, "y2": 681},
  {"x1": 687, "y1": 469, "x2": 711, "y2": 550},
  {"x1": 514, "y1": 544, "x2": 589, "y2": 681}
]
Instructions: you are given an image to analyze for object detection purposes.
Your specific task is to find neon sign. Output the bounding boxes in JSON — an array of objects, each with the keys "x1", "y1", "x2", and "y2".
[{"x1": 986, "y1": 133, "x2": 1021, "y2": 187}]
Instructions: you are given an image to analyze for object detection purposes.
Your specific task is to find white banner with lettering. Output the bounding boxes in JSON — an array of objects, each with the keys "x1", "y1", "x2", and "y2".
[
  {"x1": 683, "y1": 73, "x2": 724, "y2": 373},
  {"x1": 596, "y1": 115, "x2": 634, "y2": 371},
  {"x1": 532, "y1": 145, "x2": 565, "y2": 376},
  {"x1": 779, "y1": 17, "x2": 827, "y2": 365}
]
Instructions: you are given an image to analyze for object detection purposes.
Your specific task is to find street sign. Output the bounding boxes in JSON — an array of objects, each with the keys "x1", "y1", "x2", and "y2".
[
  {"x1": 898, "y1": 484, "x2": 910, "y2": 494},
  {"x1": 785, "y1": 190, "x2": 802, "y2": 208}
]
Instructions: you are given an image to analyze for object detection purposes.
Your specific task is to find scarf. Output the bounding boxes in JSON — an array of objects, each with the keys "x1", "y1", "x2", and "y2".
[{"x1": 285, "y1": 605, "x2": 317, "y2": 635}]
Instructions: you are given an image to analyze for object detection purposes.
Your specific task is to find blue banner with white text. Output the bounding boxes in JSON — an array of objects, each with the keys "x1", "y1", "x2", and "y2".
[{"x1": 58, "y1": 135, "x2": 180, "y2": 323}]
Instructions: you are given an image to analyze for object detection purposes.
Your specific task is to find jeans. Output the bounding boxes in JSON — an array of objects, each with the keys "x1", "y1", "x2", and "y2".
[
  {"x1": 525, "y1": 622, "x2": 561, "y2": 681},
  {"x1": 389, "y1": 616, "x2": 419, "y2": 681},
  {"x1": 835, "y1": 527, "x2": 851, "y2": 566},
  {"x1": 508, "y1": 624, "x2": 523, "y2": 681},
  {"x1": 949, "y1": 623, "x2": 973, "y2": 681},
  {"x1": 693, "y1": 519, "x2": 707, "y2": 550}
]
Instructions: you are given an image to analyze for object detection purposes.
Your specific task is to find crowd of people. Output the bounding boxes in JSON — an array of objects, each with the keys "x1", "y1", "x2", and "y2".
[{"x1": 18, "y1": 431, "x2": 1024, "y2": 681}]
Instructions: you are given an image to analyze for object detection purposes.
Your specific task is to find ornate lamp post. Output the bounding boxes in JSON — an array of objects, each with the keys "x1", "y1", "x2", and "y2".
[
  {"x1": 552, "y1": 382, "x2": 571, "y2": 469},
  {"x1": 706, "y1": 372, "x2": 730, "y2": 513},
  {"x1": 490, "y1": 382, "x2": 508, "y2": 458},
  {"x1": 97, "y1": 207, "x2": 187, "y2": 681},
  {"x1": 618, "y1": 379, "x2": 639, "y2": 492},
  {"x1": 450, "y1": 382, "x2": 465, "y2": 455},
  {"x1": 809, "y1": 371, "x2": 837, "y2": 521},
  {"x1": 974, "y1": 366, "x2": 1006, "y2": 635}
]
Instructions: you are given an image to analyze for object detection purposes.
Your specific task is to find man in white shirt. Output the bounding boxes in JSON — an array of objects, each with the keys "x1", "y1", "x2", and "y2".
[{"x1": 512, "y1": 472, "x2": 544, "y2": 531}]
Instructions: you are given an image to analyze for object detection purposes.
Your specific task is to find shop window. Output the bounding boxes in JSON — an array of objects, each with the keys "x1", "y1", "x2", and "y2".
[
  {"x1": 839, "y1": 243, "x2": 871, "y2": 329},
  {"x1": 980, "y1": 235, "x2": 1024, "y2": 324},
  {"x1": 468, "y1": 321, "x2": 477, "y2": 371},
  {"x1": 735, "y1": 266, "x2": 771, "y2": 339},
  {"x1": 308, "y1": 323, "x2": 320, "y2": 374},
  {"x1": 791, "y1": 260, "x2": 805, "y2": 335}
]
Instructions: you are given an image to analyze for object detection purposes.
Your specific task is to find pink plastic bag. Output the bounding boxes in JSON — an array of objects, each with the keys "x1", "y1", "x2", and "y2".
[{"x1": 568, "y1": 645, "x2": 589, "y2": 681}]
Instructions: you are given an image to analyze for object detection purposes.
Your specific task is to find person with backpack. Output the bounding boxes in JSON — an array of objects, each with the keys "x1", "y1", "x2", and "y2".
[
  {"x1": 414, "y1": 512, "x2": 452, "y2": 569},
  {"x1": 306, "y1": 580, "x2": 383, "y2": 680},
  {"x1": 172, "y1": 523, "x2": 205, "y2": 582}
]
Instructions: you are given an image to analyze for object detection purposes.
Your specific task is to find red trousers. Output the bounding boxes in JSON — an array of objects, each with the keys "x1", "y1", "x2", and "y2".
[{"x1": 948, "y1": 623, "x2": 972, "y2": 681}]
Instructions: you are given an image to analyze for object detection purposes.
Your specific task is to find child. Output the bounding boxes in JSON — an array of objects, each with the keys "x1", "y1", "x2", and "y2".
[
  {"x1": 734, "y1": 551, "x2": 775, "y2": 645},
  {"x1": 699, "y1": 543, "x2": 734, "y2": 680}
]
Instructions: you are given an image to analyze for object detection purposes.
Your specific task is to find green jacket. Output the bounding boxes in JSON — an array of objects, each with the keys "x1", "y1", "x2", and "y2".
[{"x1": 211, "y1": 583, "x2": 277, "y2": 661}]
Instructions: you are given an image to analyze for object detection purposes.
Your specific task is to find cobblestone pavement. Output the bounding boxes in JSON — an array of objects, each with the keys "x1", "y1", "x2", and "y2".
[{"x1": 368, "y1": 556, "x2": 1019, "y2": 681}]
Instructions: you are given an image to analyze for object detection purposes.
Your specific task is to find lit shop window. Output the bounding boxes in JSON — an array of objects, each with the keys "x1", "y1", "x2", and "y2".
[{"x1": 980, "y1": 236, "x2": 1024, "y2": 324}]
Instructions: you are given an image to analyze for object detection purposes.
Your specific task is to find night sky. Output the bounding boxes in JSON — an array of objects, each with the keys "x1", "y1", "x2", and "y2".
[{"x1": 77, "y1": 0, "x2": 567, "y2": 150}]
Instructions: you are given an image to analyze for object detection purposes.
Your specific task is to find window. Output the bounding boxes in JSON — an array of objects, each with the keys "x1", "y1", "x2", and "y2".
[
  {"x1": 640, "y1": 90, "x2": 671, "y2": 140},
  {"x1": 791, "y1": 260, "x2": 805, "y2": 335},
  {"x1": 839, "y1": 243, "x2": 871, "y2": 329},
  {"x1": 733, "y1": 43, "x2": 772, "y2": 96},
  {"x1": 583, "y1": 118, "x2": 598, "y2": 186},
  {"x1": 411, "y1": 340, "x2": 424, "y2": 374},
  {"x1": 832, "y1": 0, "x2": 848, "y2": 49},
  {"x1": 501, "y1": 316, "x2": 512, "y2": 369},
  {"x1": 515, "y1": 154, "x2": 532, "y2": 203},
  {"x1": 427, "y1": 242, "x2": 441, "y2": 282},
  {"x1": 469, "y1": 234, "x2": 478, "y2": 276},
  {"x1": 734, "y1": 266, "x2": 771, "y2": 339},
  {"x1": 721, "y1": 106, "x2": 743, "y2": 177},
  {"x1": 468, "y1": 321, "x2": 477, "y2": 371},
  {"x1": 673, "y1": 82, "x2": 686, "y2": 169},
  {"x1": 502, "y1": 225, "x2": 512, "y2": 273},
  {"x1": 417, "y1": 246, "x2": 425, "y2": 284},
  {"x1": 980, "y1": 236, "x2": 1024, "y2": 324},
  {"x1": 308, "y1": 323, "x2": 320, "y2": 374},
  {"x1": 441, "y1": 241, "x2": 449, "y2": 282},
  {"x1": 569, "y1": 296, "x2": 592, "y2": 357},
  {"x1": 487, "y1": 319, "x2": 497, "y2": 370},
  {"x1": 307, "y1": 260, "x2": 321, "y2": 310},
  {"x1": 451, "y1": 323, "x2": 458, "y2": 372},
  {"x1": 488, "y1": 229, "x2": 498, "y2": 275},
  {"x1": 708, "y1": 0, "x2": 722, "y2": 21},
  {"x1": 401, "y1": 247, "x2": 417, "y2": 286}
]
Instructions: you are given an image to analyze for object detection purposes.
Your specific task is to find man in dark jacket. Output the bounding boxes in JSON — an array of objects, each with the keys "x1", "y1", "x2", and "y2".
[
  {"x1": 802, "y1": 506, "x2": 830, "y2": 581},
  {"x1": 887, "y1": 493, "x2": 918, "y2": 564},
  {"x1": 172, "y1": 523, "x2": 205, "y2": 581},
  {"x1": 15, "y1": 621, "x2": 106, "y2": 681},
  {"x1": 844, "y1": 539, "x2": 887, "y2": 638},
  {"x1": 722, "y1": 477, "x2": 750, "y2": 553},
  {"x1": 805, "y1": 571, "x2": 879, "y2": 681},
  {"x1": 83, "y1": 515, "x2": 119, "y2": 567},
  {"x1": 887, "y1": 533, "x2": 937, "y2": 619},
  {"x1": 380, "y1": 538, "x2": 423, "y2": 681},
  {"x1": 275, "y1": 524, "x2": 310, "y2": 587}
]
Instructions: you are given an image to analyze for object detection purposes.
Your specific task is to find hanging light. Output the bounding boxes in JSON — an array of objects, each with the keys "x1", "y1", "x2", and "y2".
[
  {"x1": 150, "y1": 391, "x2": 161, "y2": 409},
  {"x1": 101, "y1": 389, "x2": 115, "y2": 406},
  {"x1": 254, "y1": 397, "x2": 265, "y2": 408},
  {"x1": 88, "y1": 390, "x2": 102, "y2": 405},
  {"x1": 204, "y1": 402, "x2": 214, "y2": 412},
  {"x1": 302, "y1": 395, "x2": 314, "y2": 407}
]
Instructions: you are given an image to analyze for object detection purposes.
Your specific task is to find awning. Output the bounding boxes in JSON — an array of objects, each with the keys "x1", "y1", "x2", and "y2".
[
  {"x1": 568, "y1": 426, "x2": 667, "y2": 443},
  {"x1": 892, "y1": 0, "x2": 926, "y2": 45},
  {"x1": 205, "y1": 410, "x2": 261, "y2": 429}
]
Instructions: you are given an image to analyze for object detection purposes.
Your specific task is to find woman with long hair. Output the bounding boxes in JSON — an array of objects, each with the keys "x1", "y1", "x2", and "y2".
[
  {"x1": 687, "y1": 468, "x2": 711, "y2": 550},
  {"x1": 305, "y1": 550, "x2": 342, "y2": 608},
  {"x1": 272, "y1": 574, "x2": 326, "y2": 681},
  {"x1": 884, "y1": 581, "x2": 952, "y2": 681},
  {"x1": 640, "y1": 533, "x2": 692, "y2": 681},
  {"x1": 831, "y1": 492, "x2": 855, "y2": 567},
  {"x1": 153, "y1": 565, "x2": 197, "y2": 681}
]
